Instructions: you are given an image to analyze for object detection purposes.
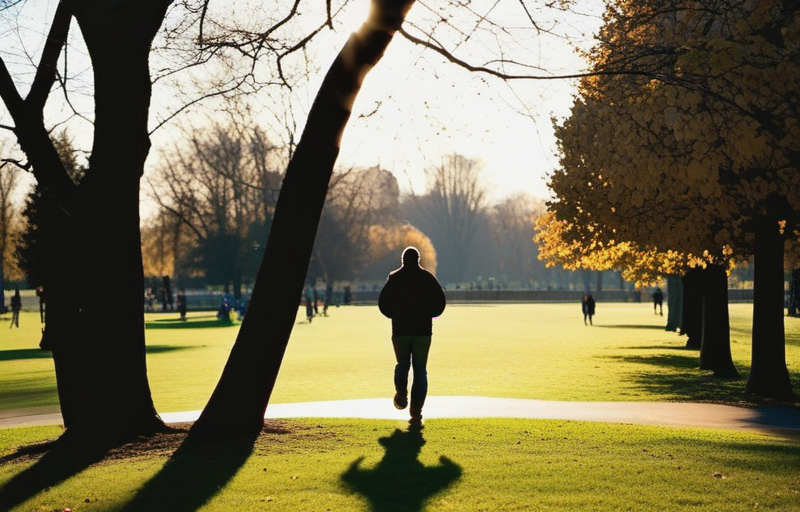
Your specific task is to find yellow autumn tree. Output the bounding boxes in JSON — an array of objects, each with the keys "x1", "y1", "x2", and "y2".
[
  {"x1": 548, "y1": 0, "x2": 800, "y2": 392},
  {"x1": 368, "y1": 223, "x2": 437, "y2": 276}
]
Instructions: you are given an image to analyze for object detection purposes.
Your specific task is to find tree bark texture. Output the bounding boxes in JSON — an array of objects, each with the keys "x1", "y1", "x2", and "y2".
[
  {"x1": 746, "y1": 218, "x2": 796, "y2": 400},
  {"x1": 698, "y1": 264, "x2": 739, "y2": 378},
  {"x1": 681, "y1": 268, "x2": 703, "y2": 349},
  {"x1": 665, "y1": 274, "x2": 682, "y2": 332},
  {"x1": 64, "y1": 1, "x2": 171, "y2": 439},
  {"x1": 189, "y1": 0, "x2": 418, "y2": 441}
]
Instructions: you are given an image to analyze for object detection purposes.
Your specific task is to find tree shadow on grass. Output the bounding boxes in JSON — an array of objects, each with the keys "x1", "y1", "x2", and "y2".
[
  {"x1": 117, "y1": 435, "x2": 254, "y2": 512},
  {"x1": 145, "y1": 345, "x2": 200, "y2": 354},
  {"x1": 0, "y1": 437, "x2": 110, "y2": 511},
  {"x1": 145, "y1": 318, "x2": 237, "y2": 330},
  {"x1": 115, "y1": 423, "x2": 297, "y2": 512},
  {"x1": 342, "y1": 427, "x2": 462, "y2": 512},
  {"x1": 595, "y1": 324, "x2": 667, "y2": 330},
  {"x1": 605, "y1": 353, "x2": 748, "y2": 402},
  {"x1": 0, "y1": 348, "x2": 53, "y2": 361}
]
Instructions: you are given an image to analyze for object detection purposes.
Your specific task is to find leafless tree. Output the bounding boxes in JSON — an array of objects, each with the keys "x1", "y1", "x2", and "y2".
[
  {"x1": 487, "y1": 193, "x2": 545, "y2": 284},
  {"x1": 0, "y1": 144, "x2": 20, "y2": 303},
  {"x1": 403, "y1": 154, "x2": 489, "y2": 283},
  {"x1": 147, "y1": 116, "x2": 283, "y2": 298},
  {"x1": 311, "y1": 165, "x2": 400, "y2": 281}
]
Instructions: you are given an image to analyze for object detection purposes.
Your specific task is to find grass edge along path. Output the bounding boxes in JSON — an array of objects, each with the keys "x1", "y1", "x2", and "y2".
[{"x1": 1, "y1": 418, "x2": 799, "y2": 512}]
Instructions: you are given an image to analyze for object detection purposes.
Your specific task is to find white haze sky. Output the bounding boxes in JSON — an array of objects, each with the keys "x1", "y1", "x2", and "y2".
[{"x1": 0, "y1": 0, "x2": 604, "y2": 213}]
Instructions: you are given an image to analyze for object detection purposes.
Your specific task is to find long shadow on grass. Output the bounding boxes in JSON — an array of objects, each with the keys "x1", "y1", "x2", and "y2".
[
  {"x1": 145, "y1": 345, "x2": 200, "y2": 354},
  {"x1": 342, "y1": 428, "x2": 462, "y2": 512},
  {"x1": 145, "y1": 319, "x2": 237, "y2": 329},
  {"x1": 0, "y1": 348, "x2": 53, "y2": 361},
  {"x1": 606, "y1": 353, "x2": 747, "y2": 402},
  {"x1": 0, "y1": 438, "x2": 110, "y2": 511},
  {"x1": 118, "y1": 432, "x2": 257, "y2": 512},
  {"x1": 595, "y1": 324, "x2": 666, "y2": 330}
]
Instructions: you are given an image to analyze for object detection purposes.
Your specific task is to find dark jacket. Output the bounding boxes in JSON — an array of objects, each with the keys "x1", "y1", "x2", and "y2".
[{"x1": 378, "y1": 264, "x2": 446, "y2": 336}]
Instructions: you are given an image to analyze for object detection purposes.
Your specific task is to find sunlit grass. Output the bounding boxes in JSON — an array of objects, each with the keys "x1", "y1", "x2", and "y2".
[
  {"x1": 2, "y1": 303, "x2": 799, "y2": 415},
  {"x1": 1, "y1": 418, "x2": 799, "y2": 512},
  {"x1": 2, "y1": 305, "x2": 800, "y2": 512}
]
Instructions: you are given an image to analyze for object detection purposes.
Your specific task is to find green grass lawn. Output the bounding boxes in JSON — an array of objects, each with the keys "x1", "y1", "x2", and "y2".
[
  {"x1": 2, "y1": 303, "x2": 799, "y2": 413},
  {"x1": 1, "y1": 419, "x2": 799, "y2": 512},
  {"x1": 2, "y1": 303, "x2": 800, "y2": 511}
]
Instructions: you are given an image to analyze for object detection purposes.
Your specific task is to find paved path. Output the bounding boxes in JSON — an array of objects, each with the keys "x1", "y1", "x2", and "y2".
[{"x1": 2, "y1": 396, "x2": 800, "y2": 438}]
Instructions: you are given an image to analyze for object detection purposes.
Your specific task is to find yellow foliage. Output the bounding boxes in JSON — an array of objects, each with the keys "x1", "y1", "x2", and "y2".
[{"x1": 367, "y1": 224, "x2": 437, "y2": 276}]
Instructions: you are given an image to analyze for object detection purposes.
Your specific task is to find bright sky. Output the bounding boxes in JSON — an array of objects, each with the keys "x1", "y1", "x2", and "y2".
[{"x1": 0, "y1": 0, "x2": 604, "y2": 211}]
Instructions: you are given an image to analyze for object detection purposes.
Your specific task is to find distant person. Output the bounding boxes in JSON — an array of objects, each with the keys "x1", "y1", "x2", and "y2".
[
  {"x1": 305, "y1": 287, "x2": 315, "y2": 323},
  {"x1": 652, "y1": 288, "x2": 664, "y2": 316},
  {"x1": 9, "y1": 286, "x2": 22, "y2": 328},
  {"x1": 177, "y1": 290, "x2": 187, "y2": 321},
  {"x1": 343, "y1": 285, "x2": 352, "y2": 305},
  {"x1": 36, "y1": 285, "x2": 45, "y2": 323},
  {"x1": 378, "y1": 246, "x2": 446, "y2": 428},
  {"x1": 313, "y1": 287, "x2": 319, "y2": 315},
  {"x1": 323, "y1": 283, "x2": 333, "y2": 316},
  {"x1": 145, "y1": 287, "x2": 155, "y2": 312},
  {"x1": 162, "y1": 275, "x2": 173, "y2": 311},
  {"x1": 582, "y1": 293, "x2": 596, "y2": 325},
  {"x1": 217, "y1": 296, "x2": 231, "y2": 323},
  {"x1": 237, "y1": 297, "x2": 248, "y2": 320}
]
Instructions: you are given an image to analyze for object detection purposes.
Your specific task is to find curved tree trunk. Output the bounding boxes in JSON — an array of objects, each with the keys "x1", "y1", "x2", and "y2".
[
  {"x1": 681, "y1": 268, "x2": 703, "y2": 349},
  {"x1": 665, "y1": 274, "x2": 682, "y2": 332},
  {"x1": 698, "y1": 264, "x2": 739, "y2": 378},
  {"x1": 189, "y1": 0, "x2": 418, "y2": 442},
  {"x1": 746, "y1": 217, "x2": 795, "y2": 400}
]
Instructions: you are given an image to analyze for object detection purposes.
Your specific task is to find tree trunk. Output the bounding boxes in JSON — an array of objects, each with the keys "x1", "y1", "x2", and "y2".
[
  {"x1": 746, "y1": 218, "x2": 796, "y2": 400},
  {"x1": 189, "y1": 0, "x2": 418, "y2": 441},
  {"x1": 789, "y1": 268, "x2": 800, "y2": 317},
  {"x1": 41, "y1": 212, "x2": 82, "y2": 429},
  {"x1": 698, "y1": 264, "x2": 739, "y2": 378},
  {"x1": 596, "y1": 271, "x2": 603, "y2": 292},
  {"x1": 665, "y1": 274, "x2": 682, "y2": 332},
  {"x1": 66, "y1": 2, "x2": 171, "y2": 440},
  {"x1": 681, "y1": 268, "x2": 703, "y2": 349}
]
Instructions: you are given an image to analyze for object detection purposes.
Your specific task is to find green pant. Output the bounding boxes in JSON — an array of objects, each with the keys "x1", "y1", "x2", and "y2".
[{"x1": 392, "y1": 335, "x2": 432, "y2": 412}]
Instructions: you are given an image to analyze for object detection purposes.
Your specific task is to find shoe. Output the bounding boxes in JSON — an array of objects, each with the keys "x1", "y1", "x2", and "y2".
[
  {"x1": 409, "y1": 410, "x2": 423, "y2": 429},
  {"x1": 393, "y1": 391, "x2": 408, "y2": 410}
]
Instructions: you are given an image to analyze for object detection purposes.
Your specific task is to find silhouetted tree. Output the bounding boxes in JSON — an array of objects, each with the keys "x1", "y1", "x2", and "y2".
[
  {"x1": 147, "y1": 118, "x2": 283, "y2": 298},
  {"x1": 1, "y1": 1, "x2": 171, "y2": 442},
  {"x1": 190, "y1": 0, "x2": 418, "y2": 441}
]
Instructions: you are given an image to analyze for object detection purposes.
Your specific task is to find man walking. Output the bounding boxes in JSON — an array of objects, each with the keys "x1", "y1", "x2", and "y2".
[{"x1": 378, "y1": 247, "x2": 446, "y2": 427}]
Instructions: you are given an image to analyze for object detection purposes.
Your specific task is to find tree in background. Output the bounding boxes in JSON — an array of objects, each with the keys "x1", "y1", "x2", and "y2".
[
  {"x1": 485, "y1": 193, "x2": 544, "y2": 287},
  {"x1": 147, "y1": 117, "x2": 283, "y2": 299},
  {"x1": 0, "y1": 141, "x2": 21, "y2": 306},
  {"x1": 365, "y1": 223, "x2": 437, "y2": 279},
  {"x1": 402, "y1": 154, "x2": 488, "y2": 284},
  {"x1": 310, "y1": 165, "x2": 400, "y2": 282}
]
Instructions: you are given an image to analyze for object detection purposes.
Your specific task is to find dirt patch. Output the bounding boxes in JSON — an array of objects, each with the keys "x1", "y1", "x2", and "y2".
[{"x1": 0, "y1": 420, "x2": 299, "y2": 466}]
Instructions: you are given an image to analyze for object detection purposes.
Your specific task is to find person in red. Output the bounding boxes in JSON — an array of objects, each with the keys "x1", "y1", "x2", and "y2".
[{"x1": 378, "y1": 246, "x2": 446, "y2": 427}]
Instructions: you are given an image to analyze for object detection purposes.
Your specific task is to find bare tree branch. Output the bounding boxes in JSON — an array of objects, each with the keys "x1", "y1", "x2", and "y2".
[{"x1": 27, "y1": 0, "x2": 71, "y2": 112}]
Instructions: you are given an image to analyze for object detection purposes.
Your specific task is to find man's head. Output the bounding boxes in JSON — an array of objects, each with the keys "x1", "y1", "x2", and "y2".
[{"x1": 402, "y1": 246, "x2": 420, "y2": 267}]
